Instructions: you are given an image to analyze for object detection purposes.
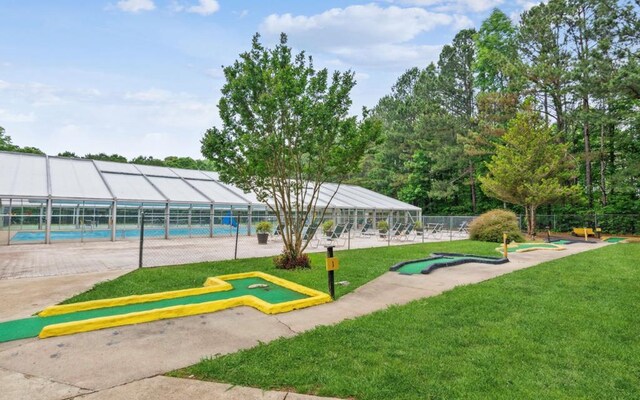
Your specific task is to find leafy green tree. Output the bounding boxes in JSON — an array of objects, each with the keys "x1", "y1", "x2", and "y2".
[
  {"x1": 0, "y1": 126, "x2": 17, "y2": 151},
  {"x1": 163, "y1": 156, "x2": 198, "y2": 170},
  {"x1": 474, "y1": 9, "x2": 523, "y2": 93},
  {"x1": 58, "y1": 151, "x2": 79, "y2": 158},
  {"x1": 480, "y1": 101, "x2": 581, "y2": 235},
  {"x1": 129, "y1": 155, "x2": 165, "y2": 166},
  {"x1": 84, "y1": 153, "x2": 128, "y2": 163},
  {"x1": 0, "y1": 127, "x2": 44, "y2": 154},
  {"x1": 201, "y1": 33, "x2": 381, "y2": 268}
]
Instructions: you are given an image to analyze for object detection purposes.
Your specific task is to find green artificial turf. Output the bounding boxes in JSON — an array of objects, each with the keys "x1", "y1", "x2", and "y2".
[
  {"x1": 605, "y1": 237, "x2": 627, "y2": 243},
  {"x1": 172, "y1": 243, "x2": 640, "y2": 400},
  {"x1": 62, "y1": 240, "x2": 497, "y2": 304},
  {"x1": 0, "y1": 277, "x2": 307, "y2": 343},
  {"x1": 505, "y1": 242, "x2": 561, "y2": 252}
]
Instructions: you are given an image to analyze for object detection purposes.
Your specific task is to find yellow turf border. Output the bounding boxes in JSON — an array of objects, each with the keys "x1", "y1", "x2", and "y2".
[
  {"x1": 38, "y1": 277, "x2": 233, "y2": 317},
  {"x1": 495, "y1": 242, "x2": 566, "y2": 254},
  {"x1": 38, "y1": 271, "x2": 331, "y2": 339}
]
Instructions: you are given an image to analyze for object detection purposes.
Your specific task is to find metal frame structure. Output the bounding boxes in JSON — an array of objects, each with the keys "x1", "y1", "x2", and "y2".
[{"x1": 0, "y1": 151, "x2": 421, "y2": 245}]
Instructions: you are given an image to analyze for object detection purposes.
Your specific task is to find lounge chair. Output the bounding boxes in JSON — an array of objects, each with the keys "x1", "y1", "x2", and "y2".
[
  {"x1": 455, "y1": 221, "x2": 469, "y2": 236},
  {"x1": 303, "y1": 224, "x2": 319, "y2": 247},
  {"x1": 271, "y1": 224, "x2": 284, "y2": 241},
  {"x1": 400, "y1": 223, "x2": 416, "y2": 241},
  {"x1": 391, "y1": 223, "x2": 407, "y2": 240},
  {"x1": 425, "y1": 223, "x2": 444, "y2": 239},
  {"x1": 321, "y1": 224, "x2": 347, "y2": 247},
  {"x1": 358, "y1": 222, "x2": 375, "y2": 238}
]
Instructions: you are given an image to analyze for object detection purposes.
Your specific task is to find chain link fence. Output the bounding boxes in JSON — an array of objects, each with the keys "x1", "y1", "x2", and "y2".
[
  {"x1": 137, "y1": 213, "x2": 473, "y2": 268},
  {"x1": 521, "y1": 214, "x2": 639, "y2": 235}
]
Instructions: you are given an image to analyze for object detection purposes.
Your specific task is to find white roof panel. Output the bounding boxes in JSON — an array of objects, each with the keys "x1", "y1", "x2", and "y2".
[
  {"x1": 49, "y1": 157, "x2": 112, "y2": 200},
  {"x1": 200, "y1": 170, "x2": 221, "y2": 181},
  {"x1": 0, "y1": 153, "x2": 48, "y2": 197},
  {"x1": 187, "y1": 180, "x2": 250, "y2": 204},
  {"x1": 171, "y1": 168, "x2": 210, "y2": 180},
  {"x1": 102, "y1": 173, "x2": 166, "y2": 202},
  {"x1": 0, "y1": 151, "x2": 420, "y2": 211},
  {"x1": 93, "y1": 160, "x2": 140, "y2": 174},
  {"x1": 134, "y1": 164, "x2": 177, "y2": 177},
  {"x1": 147, "y1": 176, "x2": 209, "y2": 203}
]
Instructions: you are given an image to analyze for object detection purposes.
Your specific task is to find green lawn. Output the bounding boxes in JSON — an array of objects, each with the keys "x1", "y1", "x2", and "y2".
[
  {"x1": 62, "y1": 240, "x2": 497, "y2": 304},
  {"x1": 172, "y1": 243, "x2": 640, "y2": 399}
]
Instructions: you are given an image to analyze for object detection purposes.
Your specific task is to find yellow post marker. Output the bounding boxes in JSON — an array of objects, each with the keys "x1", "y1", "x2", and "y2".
[
  {"x1": 503, "y1": 233, "x2": 508, "y2": 259},
  {"x1": 325, "y1": 257, "x2": 340, "y2": 271},
  {"x1": 584, "y1": 227, "x2": 588, "y2": 242},
  {"x1": 326, "y1": 246, "x2": 338, "y2": 299}
]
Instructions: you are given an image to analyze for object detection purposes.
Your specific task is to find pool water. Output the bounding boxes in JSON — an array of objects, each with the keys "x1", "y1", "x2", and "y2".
[{"x1": 11, "y1": 226, "x2": 248, "y2": 242}]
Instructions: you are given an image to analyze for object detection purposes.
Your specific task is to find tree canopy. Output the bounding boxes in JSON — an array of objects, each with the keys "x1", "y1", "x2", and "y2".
[
  {"x1": 201, "y1": 33, "x2": 381, "y2": 267},
  {"x1": 479, "y1": 101, "x2": 581, "y2": 234}
]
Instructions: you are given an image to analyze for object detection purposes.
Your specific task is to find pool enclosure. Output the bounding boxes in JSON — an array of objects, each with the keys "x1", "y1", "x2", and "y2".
[{"x1": 0, "y1": 151, "x2": 421, "y2": 245}]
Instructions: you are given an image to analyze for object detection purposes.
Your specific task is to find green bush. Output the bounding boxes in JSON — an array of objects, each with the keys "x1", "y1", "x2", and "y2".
[
  {"x1": 377, "y1": 220, "x2": 389, "y2": 232},
  {"x1": 256, "y1": 221, "x2": 273, "y2": 234},
  {"x1": 322, "y1": 220, "x2": 335, "y2": 235},
  {"x1": 469, "y1": 209, "x2": 524, "y2": 243}
]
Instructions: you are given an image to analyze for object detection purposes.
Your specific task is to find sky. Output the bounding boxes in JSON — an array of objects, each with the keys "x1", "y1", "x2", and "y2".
[{"x1": 0, "y1": 0, "x2": 536, "y2": 159}]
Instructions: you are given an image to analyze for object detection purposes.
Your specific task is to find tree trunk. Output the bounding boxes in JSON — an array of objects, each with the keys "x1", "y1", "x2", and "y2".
[
  {"x1": 469, "y1": 161, "x2": 477, "y2": 214},
  {"x1": 583, "y1": 97, "x2": 593, "y2": 208},
  {"x1": 599, "y1": 123, "x2": 607, "y2": 206},
  {"x1": 528, "y1": 205, "x2": 537, "y2": 236}
]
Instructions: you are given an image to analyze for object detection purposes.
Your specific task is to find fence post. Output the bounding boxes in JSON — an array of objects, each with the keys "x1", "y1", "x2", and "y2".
[
  {"x1": 449, "y1": 216, "x2": 453, "y2": 241},
  {"x1": 234, "y1": 213, "x2": 240, "y2": 260},
  {"x1": 138, "y1": 211, "x2": 145, "y2": 268}
]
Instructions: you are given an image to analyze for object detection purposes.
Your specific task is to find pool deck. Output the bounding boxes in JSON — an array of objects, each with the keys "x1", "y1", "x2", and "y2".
[
  {"x1": 0, "y1": 232, "x2": 466, "y2": 280},
  {"x1": 0, "y1": 240, "x2": 608, "y2": 400}
]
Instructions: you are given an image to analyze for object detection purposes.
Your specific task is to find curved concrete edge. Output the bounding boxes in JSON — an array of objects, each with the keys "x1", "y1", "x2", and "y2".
[{"x1": 70, "y1": 375, "x2": 343, "y2": 400}]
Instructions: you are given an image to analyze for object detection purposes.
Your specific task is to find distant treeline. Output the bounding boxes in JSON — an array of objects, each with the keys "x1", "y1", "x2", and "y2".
[
  {"x1": 350, "y1": 1, "x2": 640, "y2": 217},
  {"x1": 0, "y1": 126, "x2": 215, "y2": 171}
]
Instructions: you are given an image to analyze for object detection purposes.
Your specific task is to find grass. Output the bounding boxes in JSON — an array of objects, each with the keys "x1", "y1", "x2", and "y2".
[
  {"x1": 62, "y1": 240, "x2": 497, "y2": 304},
  {"x1": 171, "y1": 243, "x2": 640, "y2": 399}
]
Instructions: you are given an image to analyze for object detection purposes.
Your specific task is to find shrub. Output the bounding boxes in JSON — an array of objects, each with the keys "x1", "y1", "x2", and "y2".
[
  {"x1": 256, "y1": 221, "x2": 273, "y2": 234},
  {"x1": 322, "y1": 220, "x2": 335, "y2": 235},
  {"x1": 414, "y1": 221, "x2": 423, "y2": 231},
  {"x1": 377, "y1": 220, "x2": 389, "y2": 232},
  {"x1": 469, "y1": 209, "x2": 524, "y2": 243},
  {"x1": 273, "y1": 252, "x2": 311, "y2": 269}
]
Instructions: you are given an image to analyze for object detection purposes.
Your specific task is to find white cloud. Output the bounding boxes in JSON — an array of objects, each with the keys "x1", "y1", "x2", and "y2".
[
  {"x1": 260, "y1": 4, "x2": 461, "y2": 69},
  {"x1": 187, "y1": 0, "x2": 219, "y2": 16},
  {"x1": 116, "y1": 0, "x2": 156, "y2": 13},
  {"x1": 0, "y1": 80, "x2": 9, "y2": 90},
  {"x1": 261, "y1": 5, "x2": 455, "y2": 47},
  {"x1": 391, "y1": 0, "x2": 502, "y2": 13},
  {"x1": 124, "y1": 88, "x2": 172, "y2": 102},
  {"x1": 0, "y1": 108, "x2": 35, "y2": 123},
  {"x1": 205, "y1": 68, "x2": 225, "y2": 79}
]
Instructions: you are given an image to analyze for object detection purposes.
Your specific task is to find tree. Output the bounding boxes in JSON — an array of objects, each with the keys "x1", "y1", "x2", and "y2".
[
  {"x1": 0, "y1": 126, "x2": 17, "y2": 151},
  {"x1": 130, "y1": 155, "x2": 165, "y2": 166},
  {"x1": 0, "y1": 126, "x2": 44, "y2": 154},
  {"x1": 58, "y1": 151, "x2": 79, "y2": 158},
  {"x1": 84, "y1": 153, "x2": 128, "y2": 163},
  {"x1": 479, "y1": 101, "x2": 581, "y2": 235},
  {"x1": 201, "y1": 33, "x2": 381, "y2": 268}
]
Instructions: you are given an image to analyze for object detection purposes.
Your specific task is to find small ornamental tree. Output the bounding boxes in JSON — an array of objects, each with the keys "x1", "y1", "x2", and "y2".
[
  {"x1": 479, "y1": 101, "x2": 581, "y2": 235},
  {"x1": 201, "y1": 33, "x2": 381, "y2": 268}
]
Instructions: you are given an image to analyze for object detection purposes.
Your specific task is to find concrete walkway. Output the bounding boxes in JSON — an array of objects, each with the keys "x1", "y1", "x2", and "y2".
[{"x1": 0, "y1": 241, "x2": 608, "y2": 400}]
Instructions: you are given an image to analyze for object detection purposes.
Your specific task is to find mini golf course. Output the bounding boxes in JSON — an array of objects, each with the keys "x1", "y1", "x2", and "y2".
[
  {"x1": 390, "y1": 253, "x2": 509, "y2": 275},
  {"x1": 496, "y1": 242, "x2": 566, "y2": 253},
  {"x1": 0, "y1": 272, "x2": 330, "y2": 343}
]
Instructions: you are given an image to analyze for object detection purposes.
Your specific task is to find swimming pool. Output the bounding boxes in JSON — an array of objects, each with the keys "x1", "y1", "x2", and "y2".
[{"x1": 11, "y1": 226, "x2": 248, "y2": 242}]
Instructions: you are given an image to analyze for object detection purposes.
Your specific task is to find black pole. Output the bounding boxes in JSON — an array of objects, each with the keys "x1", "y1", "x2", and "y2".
[
  {"x1": 546, "y1": 225, "x2": 551, "y2": 243},
  {"x1": 138, "y1": 211, "x2": 145, "y2": 268},
  {"x1": 234, "y1": 213, "x2": 240, "y2": 260},
  {"x1": 327, "y1": 245, "x2": 335, "y2": 299}
]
